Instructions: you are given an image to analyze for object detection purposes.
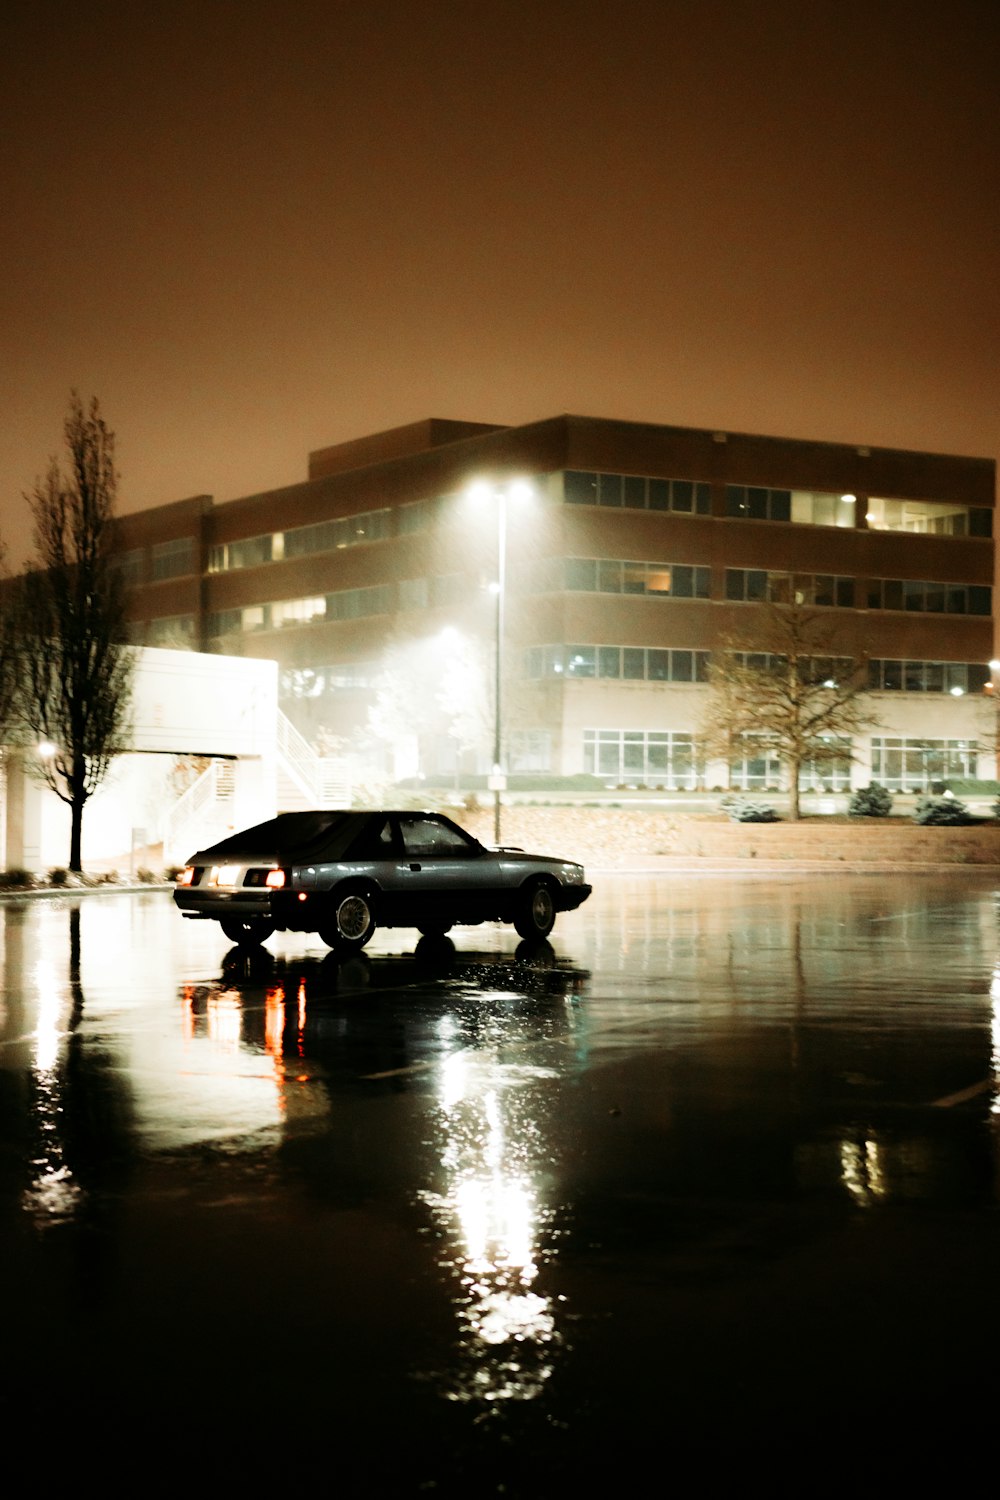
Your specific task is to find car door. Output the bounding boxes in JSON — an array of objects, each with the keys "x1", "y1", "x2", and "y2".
[{"x1": 388, "y1": 814, "x2": 501, "y2": 923}]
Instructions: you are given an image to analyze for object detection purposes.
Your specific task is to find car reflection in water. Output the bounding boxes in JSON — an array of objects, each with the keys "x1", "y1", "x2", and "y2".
[{"x1": 182, "y1": 937, "x2": 591, "y2": 1411}]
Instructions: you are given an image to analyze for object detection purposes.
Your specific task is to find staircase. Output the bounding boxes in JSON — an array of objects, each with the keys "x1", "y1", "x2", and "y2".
[
  {"x1": 161, "y1": 713, "x2": 352, "y2": 863},
  {"x1": 162, "y1": 758, "x2": 237, "y2": 865},
  {"x1": 276, "y1": 711, "x2": 351, "y2": 810}
]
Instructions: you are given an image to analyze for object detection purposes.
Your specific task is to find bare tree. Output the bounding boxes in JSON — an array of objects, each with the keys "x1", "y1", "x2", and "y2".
[
  {"x1": 18, "y1": 394, "x2": 133, "y2": 870},
  {"x1": 701, "y1": 602, "x2": 879, "y2": 819},
  {"x1": 0, "y1": 542, "x2": 19, "y2": 739}
]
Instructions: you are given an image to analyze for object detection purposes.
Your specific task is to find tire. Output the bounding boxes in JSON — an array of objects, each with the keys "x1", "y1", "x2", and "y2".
[
  {"x1": 219, "y1": 916, "x2": 275, "y2": 946},
  {"x1": 416, "y1": 919, "x2": 453, "y2": 937},
  {"x1": 319, "y1": 888, "x2": 377, "y2": 951},
  {"x1": 513, "y1": 880, "x2": 556, "y2": 941}
]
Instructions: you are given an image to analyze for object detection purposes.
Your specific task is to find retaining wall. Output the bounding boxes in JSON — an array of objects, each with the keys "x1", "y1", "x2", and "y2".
[{"x1": 457, "y1": 806, "x2": 1000, "y2": 867}]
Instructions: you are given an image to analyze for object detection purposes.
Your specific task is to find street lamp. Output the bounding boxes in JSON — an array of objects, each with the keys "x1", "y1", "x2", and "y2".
[{"x1": 467, "y1": 478, "x2": 533, "y2": 843}]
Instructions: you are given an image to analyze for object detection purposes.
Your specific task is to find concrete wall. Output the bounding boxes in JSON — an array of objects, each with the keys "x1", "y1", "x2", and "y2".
[{"x1": 3, "y1": 648, "x2": 278, "y2": 872}]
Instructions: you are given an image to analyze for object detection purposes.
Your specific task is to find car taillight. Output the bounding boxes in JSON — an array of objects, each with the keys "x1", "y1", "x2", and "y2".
[
  {"x1": 265, "y1": 869, "x2": 287, "y2": 889},
  {"x1": 176, "y1": 866, "x2": 195, "y2": 887}
]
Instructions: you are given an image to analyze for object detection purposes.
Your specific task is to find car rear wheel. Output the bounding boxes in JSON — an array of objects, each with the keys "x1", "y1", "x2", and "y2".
[
  {"x1": 220, "y1": 917, "x2": 275, "y2": 946},
  {"x1": 513, "y1": 880, "x2": 556, "y2": 940},
  {"x1": 319, "y1": 889, "x2": 377, "y2": 951},
  {"x1": 416, "y1": 919, "x2": 453, "y2": 937}
]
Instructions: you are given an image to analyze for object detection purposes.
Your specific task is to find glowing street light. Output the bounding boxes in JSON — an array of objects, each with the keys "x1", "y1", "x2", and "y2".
[{"x1": 467, "y1": 478, "x2": 533, "y2": 843}]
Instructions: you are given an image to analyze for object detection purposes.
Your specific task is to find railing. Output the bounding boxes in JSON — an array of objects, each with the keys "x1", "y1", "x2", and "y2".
[
  {"x1": 162, "y1": 759, "x2": 235, "y2": 865},
  {"x1": 162, "y1": 717, "x2": 351, "y2": 862},
  {"x1": 276, "y1": 710, "x2": 351, "y2": 807}
]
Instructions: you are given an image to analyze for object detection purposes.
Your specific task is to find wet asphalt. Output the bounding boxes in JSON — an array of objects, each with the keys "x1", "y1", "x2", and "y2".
[{"x1": 1, "y1": 872, "x2": 997, "y2": 1493}]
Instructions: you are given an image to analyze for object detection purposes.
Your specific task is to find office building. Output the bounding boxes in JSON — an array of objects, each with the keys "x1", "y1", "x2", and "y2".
[{"x1": 116, "y1": 414, "x2": 997, "y2": 792}]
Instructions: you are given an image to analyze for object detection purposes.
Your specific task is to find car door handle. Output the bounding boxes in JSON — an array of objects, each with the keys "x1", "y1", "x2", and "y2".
[{"x1": 409, "y1": 862, "x2": 421, "y2": 871}]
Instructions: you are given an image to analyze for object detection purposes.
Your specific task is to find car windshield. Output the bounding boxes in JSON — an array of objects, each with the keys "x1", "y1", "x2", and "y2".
[{"x1": 202, "y1": 812, "x2": 363, "y2": 860}]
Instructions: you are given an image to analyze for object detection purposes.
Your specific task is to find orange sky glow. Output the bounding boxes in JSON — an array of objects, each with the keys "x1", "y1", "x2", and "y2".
[{"x1": 1, "y1": 0, "x2": 997, "y2": 563}]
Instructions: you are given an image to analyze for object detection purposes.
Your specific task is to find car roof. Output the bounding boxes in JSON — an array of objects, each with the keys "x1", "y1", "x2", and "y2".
[{"x1": 190, "y1": 808, "x2": 469, "y2": 861}]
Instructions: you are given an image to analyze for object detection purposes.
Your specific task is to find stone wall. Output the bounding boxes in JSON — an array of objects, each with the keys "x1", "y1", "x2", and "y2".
[{"x1": 456, "y1": 805, "x2": 1000, "y2": 867}]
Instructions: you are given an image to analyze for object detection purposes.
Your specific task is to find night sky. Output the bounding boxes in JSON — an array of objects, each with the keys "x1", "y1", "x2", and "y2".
[{"x1": 2, "y1": 0, "x2": 997, "y2": 563}]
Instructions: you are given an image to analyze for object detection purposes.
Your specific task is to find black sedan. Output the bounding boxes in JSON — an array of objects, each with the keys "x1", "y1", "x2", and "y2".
[{"x1": 174, "y1": 809, "x2": 592, "y2": 949}]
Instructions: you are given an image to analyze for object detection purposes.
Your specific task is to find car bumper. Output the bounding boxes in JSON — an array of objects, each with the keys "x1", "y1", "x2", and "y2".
[
  {"x1": 557, "y1": 884, "x2": 592, "y2": 913},
  {"x1": 174, "y1": 890, "x2": 276, "y2": 921}
]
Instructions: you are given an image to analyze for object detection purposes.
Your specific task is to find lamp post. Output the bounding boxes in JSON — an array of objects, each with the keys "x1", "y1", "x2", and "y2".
[{"x1": 468, "y1": 479, "x2": 532, "y2": 844}]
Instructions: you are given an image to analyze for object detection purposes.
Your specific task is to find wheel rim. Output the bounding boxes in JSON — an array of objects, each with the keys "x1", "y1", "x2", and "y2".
[
  {"x1": 530, "y1": 887, "x2": 554, "y2": 928},
  {"x1": 337, "y1": 895, "x2": 371, "y2": 941}
]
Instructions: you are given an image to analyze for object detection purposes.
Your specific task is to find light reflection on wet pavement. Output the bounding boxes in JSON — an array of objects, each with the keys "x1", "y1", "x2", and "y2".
[{"x1": 1, "y1": 873, "x2": 998, "y2": 1491}]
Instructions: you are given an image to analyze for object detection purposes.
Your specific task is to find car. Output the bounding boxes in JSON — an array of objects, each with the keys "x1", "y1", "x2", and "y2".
[{"x1": 173, "y1": 809, "x2": 592, "y2": 949}]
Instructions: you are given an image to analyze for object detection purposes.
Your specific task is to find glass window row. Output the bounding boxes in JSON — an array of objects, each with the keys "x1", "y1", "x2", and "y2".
[
  {"x1": 525, "y1": 645, "x2": 709, "y2": 682},
  {"x1": 398, "y1": 574, "x2": 467, "y2": 610},
  {"x1": 565, "y1": 557, "x2": 710, "y2": 598},
  {"x1": 564, "y1": 470, "x2": 711, "y2": 514},
  {"x1": 865, "y1": 579, "x2": 991, "y2": 615},
  {"x1": 208, "y1": 509, "x2": 391, "y2": 572},
  {"x1": 150, "y1": 537, "x2": 196, "y2": 582},
  {"x1": 725, "y1": 570, "x2": 991, "y2": 615},
  {"x1": 868, "y1": 660, "x2": 990, "y2": 694},
  {"x1": 725, "y1": 570, "x2": 854, "y2": 606},
  {"x1": 871, "y1": 737, "x2": 979, "y2": 787},
  {"x1": 575, "y1": 730, "x2": 980, "y2": 791},
  {"x1": 207, "y1": 585, "x2": 393, "y2": 635}
]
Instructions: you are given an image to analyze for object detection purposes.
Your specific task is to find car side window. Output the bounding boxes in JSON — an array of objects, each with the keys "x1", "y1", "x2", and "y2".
[
  {"x1": 399, "y1": 816, "x2": 478, "y2": 859},
  {"x1": 351, "y1": 817, "x2": 399, "y2": 858}
]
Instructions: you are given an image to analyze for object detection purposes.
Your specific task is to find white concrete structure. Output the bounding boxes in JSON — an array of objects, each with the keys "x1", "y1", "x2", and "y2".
[{"x1": 2, "y1": 648, "x2": 279, "y2": 873}]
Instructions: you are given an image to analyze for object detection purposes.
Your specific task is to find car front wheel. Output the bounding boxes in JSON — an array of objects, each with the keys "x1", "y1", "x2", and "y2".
[
  {"x1": 319, "y1": 889, "x2": 377, "y2": 951},
  {"x1": 513, "y1": 880, "x2": 556, "y2": 940},
  {"x1": 220, "y1": 917, "x2": 275, "y2": 946}
]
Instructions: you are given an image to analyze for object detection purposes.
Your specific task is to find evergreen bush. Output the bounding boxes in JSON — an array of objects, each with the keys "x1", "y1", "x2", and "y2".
[
  {"x1": 848, "y1": 783, "x2": 894, "y2": 818},
  {"x1": 913, "y1": 795, "x2": 973, "y2": 826},
  {"x1": 726, "y1": 800, "x2": 781, "y2": 823}
]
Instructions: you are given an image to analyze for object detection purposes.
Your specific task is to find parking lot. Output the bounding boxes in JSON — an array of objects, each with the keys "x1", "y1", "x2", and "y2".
[{"x1": 1, "y1": 871, "x2": 998, "y2": 1492}]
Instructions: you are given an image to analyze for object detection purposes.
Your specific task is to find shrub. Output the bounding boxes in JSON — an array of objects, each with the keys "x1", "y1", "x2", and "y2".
[
  {"x1": 913, "y1": 795, "x2": 973, "y2": 826},
  {"x1": 727, "y1": 800, "x2": 780, "y2": 823},
  {"x1": 0, "y1": 868, "x2": 34, "y2": 889},
  {"x1": 136, "y1": 867, "x2": 159, "y2": 884},
  {"x1": 47, "y1": 867, "x2": 70, "y2": 886},
  {"x1": 848, "y1": 783, "x2": 894, "y2": 818}
]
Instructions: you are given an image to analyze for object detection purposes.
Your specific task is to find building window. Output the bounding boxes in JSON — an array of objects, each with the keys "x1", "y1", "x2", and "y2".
[
  {"x1": 525, "y1": 645, "x2": 709, "y2": 682},
  {"x1": 284, "y1": 508, "x2": 391, "y2": 558},
  {"x1": 271, "y1": 596, "x2": 326, "y2": 627},
  {"x1": 399, "y1": 496, "x2": 447, "y2": 534},
  {"x1": 581, "y1": 732, "x2": 701, "y2": 792},
  {"x1": 398, "y1": 574, "x2": 466, "y2": 610},
  {"x1": 113, "y1": 547, "x2": 146, "y2": 585},
  {"x1": 564, "y1": 470, "x2": 710, "y2": 514},
  {"x1": 868, "y1": 660, "x2": 990, "y2": 694},
  {"x1": 146, "y1": 615, "x2": 196, "y2": 648},
  {"x1": 728, "y1": 734, "x2": 784, "y2": 790},
  {"x1": 871, "y1": 736, "x2": 979, "y2": 790},
  {"x1": 583, "y1": 728, "x2": 698, "y2": 788},
  {"x1": 325, "y1": 585, "x2": 393, "y2": 620},
  {"x1": 865, "y1": 498, "x2": 992, "y2": 537},
  {"x1": 865, "y1": 579, "x2": 991, "y2": 615},
  {"x1": 728, "y1": 735, "x2": 852, "y2": 790},
  {"x1": 150, "y1": 537, "x2": 195, "y2": 581},
  {"x1": 725, "y1": 570, "x2": 853, "y2": 606},
  {"x1": 566, "y1": 557, "x2": 709, "y2": 598},
  {"x1": 725, "y1": 487, "x2": 858, "y2": 528},
  {"x1": 208, "y1": 533, "x2": 275, "y2": 572},
  {"x1": 725, "y1": 486, "x2": 792, "y2": 522}
]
